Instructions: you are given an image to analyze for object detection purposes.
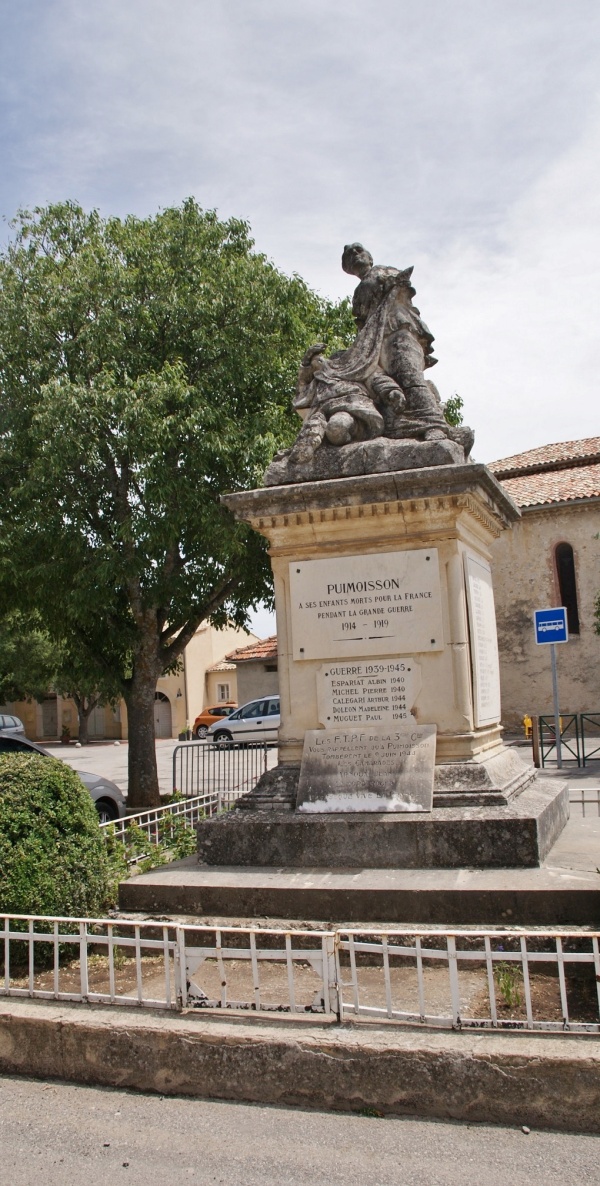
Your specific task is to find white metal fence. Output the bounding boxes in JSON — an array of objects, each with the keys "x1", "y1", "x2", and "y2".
[
  {"x1": 104, "y1": 793, "x2": 216, "y2": 848},
  {"x1": 568, "y1": 785, "x2": 600, "y2": 817},
  {"x1": 2, "y1": 914, "x2": 599, "y2": 1034}
]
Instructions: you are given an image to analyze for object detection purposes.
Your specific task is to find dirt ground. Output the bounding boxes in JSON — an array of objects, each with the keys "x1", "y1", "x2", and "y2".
[{"x1": 5, "y1": 947, "x2": 598, "y2": 1025}]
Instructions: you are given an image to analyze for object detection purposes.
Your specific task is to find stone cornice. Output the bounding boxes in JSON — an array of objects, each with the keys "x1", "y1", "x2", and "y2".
[{"x1": 222, "y1": 464, "x2": 520, "y2": 532}]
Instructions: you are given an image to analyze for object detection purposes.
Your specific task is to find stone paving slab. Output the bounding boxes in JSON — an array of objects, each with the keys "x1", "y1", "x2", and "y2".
[{"x1": 0, "y1": 998, "x2": 598, "y2": 1133}]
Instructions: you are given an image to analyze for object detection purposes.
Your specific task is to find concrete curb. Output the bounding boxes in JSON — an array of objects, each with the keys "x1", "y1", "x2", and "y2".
[{"x1": 1, "y1": 999, "x2": 599, "y2": 1132}]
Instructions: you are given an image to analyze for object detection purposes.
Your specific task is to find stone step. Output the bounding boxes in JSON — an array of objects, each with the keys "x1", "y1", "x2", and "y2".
[{"x1": 119, "y1": 814, "x2": 600, "y2": 926}]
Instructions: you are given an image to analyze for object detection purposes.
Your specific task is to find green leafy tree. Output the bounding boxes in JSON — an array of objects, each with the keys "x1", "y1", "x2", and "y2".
[
  {"x1": 0, "y1": 200, "x2": 354, "y2": 807},
  {"x1": 0, "y1": 610, "x2": 121, "y2": 743},
  {"x1": 443, "y1": 393, "x2": 464, "y2": 426},
  {"x1": 0, "y1": 611, "x2": 57, "y2": 704}
]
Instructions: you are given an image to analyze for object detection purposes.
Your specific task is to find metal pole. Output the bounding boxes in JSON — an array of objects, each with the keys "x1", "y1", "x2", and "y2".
[{"x1": 550, "y1": 643, "x2": 562, "y2": 770}]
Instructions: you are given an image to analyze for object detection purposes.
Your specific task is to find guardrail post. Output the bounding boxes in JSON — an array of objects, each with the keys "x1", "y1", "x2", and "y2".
[
  {"x1": 174, "y1": 926, "x2": 187, "y2": 1009},
  {"x1": 532, "y1": 717, "x2": 541, "y2": 768}
]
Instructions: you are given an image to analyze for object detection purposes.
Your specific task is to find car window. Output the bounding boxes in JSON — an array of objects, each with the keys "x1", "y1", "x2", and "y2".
[
  {"x1": 267, "y1": 699, "x2": 280, "y2": 716},
  {"x1": 240, "y1": 700, "x2": 268, "y2": 719},
  {"x1": 228, "y1": 709, "x2": 241, "y2": 721},
  {"x1": 0, "y1": 738, "x2": 31, "y2": 753},
  {"x1": 10, "y1": 716, "x2": 21, "y2": 727}
]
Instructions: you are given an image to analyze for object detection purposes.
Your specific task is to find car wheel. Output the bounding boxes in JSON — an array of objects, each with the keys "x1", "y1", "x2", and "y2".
[
  {"x1": 213, "y1": 730, "x2": 233, "y2": 746},
  {"x1": 195, "y1": 725, "x2": 208, "y2": 739},
  {"x1": 95, "y1": 798, "x2": 119, "y2": 824}
]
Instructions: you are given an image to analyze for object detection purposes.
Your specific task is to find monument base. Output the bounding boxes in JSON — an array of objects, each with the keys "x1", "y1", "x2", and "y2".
[{"x1": 196, "y1": 777, "x2": 568, "y2": 870}]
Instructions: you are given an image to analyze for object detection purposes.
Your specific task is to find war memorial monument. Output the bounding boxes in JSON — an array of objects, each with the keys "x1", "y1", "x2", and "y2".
[{"x1": 196, "y1": 243, "x2": 569, "y2": 872}]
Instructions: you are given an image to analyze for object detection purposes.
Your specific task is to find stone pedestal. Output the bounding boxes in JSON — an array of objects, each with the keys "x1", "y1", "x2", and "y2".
[
  {"x1": 226, "y1": 463, "x2": 520, "y2": 773},
  {"x1": 196, "y1": 462, "x2": 568, "y2": 868}
]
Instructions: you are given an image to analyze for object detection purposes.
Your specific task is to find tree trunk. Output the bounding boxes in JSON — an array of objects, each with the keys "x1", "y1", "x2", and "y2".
[
  {"x1": 75, "y1": 695, "x2": 98, "y2": 745},
  {"x1": 125, "y1": 635, "x2": 162, "y2": 809}
]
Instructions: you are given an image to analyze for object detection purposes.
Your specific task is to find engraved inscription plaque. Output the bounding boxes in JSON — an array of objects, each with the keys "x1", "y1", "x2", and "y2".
[
  {"x1": 289, "y1": 549, "x2": 443, "y2": 660},
  {"x1": 317, "y1": 657, "x2": 421, "y2": 728},
  {"x1": 464, "y1": 553, "x2": 501, "y2": 727},
  {"x1": 296, "y1": 724, "x2": 437, "y2": 813}
]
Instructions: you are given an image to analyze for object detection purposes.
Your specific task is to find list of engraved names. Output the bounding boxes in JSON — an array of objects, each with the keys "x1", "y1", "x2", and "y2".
[
  {"x1": 317, "y1": 658, "x2": 421, "y2": 728},
  {"x1": 464, "y1": 553, "x2": 501, "y2": 727}
]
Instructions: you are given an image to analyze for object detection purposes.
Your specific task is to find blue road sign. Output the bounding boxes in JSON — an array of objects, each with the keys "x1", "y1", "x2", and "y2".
[{"x1": 534, "y1": 607, "x2": 568, "y2": 645}]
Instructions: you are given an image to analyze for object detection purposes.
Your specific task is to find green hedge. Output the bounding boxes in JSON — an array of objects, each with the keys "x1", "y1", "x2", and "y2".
[{"x1": 0, "y1": 753, "x2": 112, "y2": 916}]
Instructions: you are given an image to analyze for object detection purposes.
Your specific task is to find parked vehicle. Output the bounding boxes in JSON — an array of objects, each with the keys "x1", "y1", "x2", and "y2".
[
  {"x1": 0, "y1": 714, "x2": 25, "y2": 737},
  {"x1": 0, "y1": 734, "x2": 126, "y2": 823},
  {"x1": 192, "y1": 702, "x2": 237, "y2": 739},
  {"x1": 206, "y1": 695, "x2": 280, "y2": 745}
]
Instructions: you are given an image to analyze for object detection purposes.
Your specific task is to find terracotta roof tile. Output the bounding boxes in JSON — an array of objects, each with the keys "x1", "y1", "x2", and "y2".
[
  {"x1": 226, "y1": 635, "x2": 278, "y2": 663},
  {"x1": 498, "y1": 462, "x2": 600, "y2": 508},
  {"x1": 489, "y1": 437, "x2": 600, "y2": 478},
  {"x1": 205, "y1": 660, "x2": 237, "y2": 673},
  {"x1": 488, "y1": 436, "x2": 600, "y2": 507}
]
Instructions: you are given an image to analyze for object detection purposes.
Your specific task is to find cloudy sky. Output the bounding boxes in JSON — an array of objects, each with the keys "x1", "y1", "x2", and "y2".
[
  {"x1": 2, "y1": 0, "x2": 598, "y2": 464},
  {"x1": 2, "y1": 3, "x2": 600, "y2": 637}
]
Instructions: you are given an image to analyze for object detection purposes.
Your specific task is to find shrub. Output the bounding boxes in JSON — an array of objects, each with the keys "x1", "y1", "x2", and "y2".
[{"x1": 0, "y1": 753, "x2": 113, "y2": 916}]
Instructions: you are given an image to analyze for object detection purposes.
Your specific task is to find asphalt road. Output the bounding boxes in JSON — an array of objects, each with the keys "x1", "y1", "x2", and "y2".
[
  {"x1": 54, "y1": 739, "x2": 279, "y2": 799},
  {"x1": 53, "y1": 738, "x2": 179, "y2": 797},
  {"x1": 1, "y1": 1076, "x2": 598, "y2": 1186}
]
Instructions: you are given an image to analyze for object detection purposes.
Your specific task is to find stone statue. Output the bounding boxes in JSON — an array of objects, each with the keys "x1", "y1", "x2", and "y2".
[{"x1": 264, "y1": 244, "x2": 474, "y2": 486}]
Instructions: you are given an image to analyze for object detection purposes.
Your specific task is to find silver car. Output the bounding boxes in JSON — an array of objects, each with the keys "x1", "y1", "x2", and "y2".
[
  {"x1": 0, "y1": 734, "x2": 126, "y2": 823},
  {"x1": 206, "y1": 695, "x2": 280, "y2": 745},
  {"x1": 0, "y1": 714, "x2": 25, "y2": 737}
]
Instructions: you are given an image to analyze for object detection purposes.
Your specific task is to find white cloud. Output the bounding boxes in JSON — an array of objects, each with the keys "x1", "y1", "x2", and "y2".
[
  {"x1": 417, "y1": 107, "x2": 600, "y2": 460},
  {"x1": 1, "y1": 0, "x2": 599, "y2": 461}
]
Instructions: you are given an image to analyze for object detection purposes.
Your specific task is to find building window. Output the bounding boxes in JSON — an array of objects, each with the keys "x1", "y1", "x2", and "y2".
[
  {"x1": 217, "y1": 683, "x2": 230, "y2": 702},
  {"x1": 555, "y1": 542, "x2": 580, "y2": 635}
]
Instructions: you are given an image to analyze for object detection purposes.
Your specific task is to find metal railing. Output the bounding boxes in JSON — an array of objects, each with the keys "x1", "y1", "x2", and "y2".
[
  {"x1": 172, "y1": 740, "x2": 270, "y2": 800},
  {"x1": 568, "y1": 785, "x2": 600, "y2": 817},
  {"x1": 538, "y1": 714, "x2": 580, "y2": 766},
  {"x1": 1, "y1": 915, "x2": 180, "y2": 1010},
  {"x1": 537, "y1": 713, "x2": 600, "y2": 768},
  {"x1": 102, "y1": 793, "x2": 218, "y2": 847},
  {"x1": 581, "y1": 714, "x2": 600, "y2": 765},
  {"x1": 336, "y1": 928, "x2": 600, "y2": 1032},
  {"x1": 2, "y1": 914, "x2": 599, "y2": 1034}
]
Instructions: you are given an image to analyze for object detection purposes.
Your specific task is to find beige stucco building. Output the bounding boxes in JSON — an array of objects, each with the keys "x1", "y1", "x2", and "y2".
[
  {"x1": 5, "y1": 621, "x2": 258, "y2": 742},
  {"x1": 489, "y1": 437, "x2": 600, "y2": 728}
]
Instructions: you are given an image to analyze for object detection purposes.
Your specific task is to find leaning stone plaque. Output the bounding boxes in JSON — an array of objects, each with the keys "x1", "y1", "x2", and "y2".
[
  {"x1": 296, "y1": 724, "x2": 436, "y2": 813},
  {"x1": 289, "y1": 549, "x2": 444, "y2": 660},
  {"x1": 317, "y1": 657, "x2": 421, "y2": 728},
  {"x1": 464, "y1": 553, "x2": 501, "y2": 728}
]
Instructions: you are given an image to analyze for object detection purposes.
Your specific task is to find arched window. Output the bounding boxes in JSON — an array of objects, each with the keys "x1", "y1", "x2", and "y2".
[{"x1": 555, "y1": 543, "x2": 580, "y2": 635}]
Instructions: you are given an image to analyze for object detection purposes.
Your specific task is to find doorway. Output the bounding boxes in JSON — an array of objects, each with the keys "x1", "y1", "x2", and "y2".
[
  {"x1": 154, "y1": 692, "x2": 172, "y2": 738},
  {"x1": 41, "y1": 696, "x2": 58, "y2": 738}
]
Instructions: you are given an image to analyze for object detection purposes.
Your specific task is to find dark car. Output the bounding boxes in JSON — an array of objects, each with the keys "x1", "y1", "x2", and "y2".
[
  {"x1": 0, "y1": 734, "x2": 126, "y2": 823},
  {"x1": 0, "y1": 714, "x2": 26, "y2": 737}
]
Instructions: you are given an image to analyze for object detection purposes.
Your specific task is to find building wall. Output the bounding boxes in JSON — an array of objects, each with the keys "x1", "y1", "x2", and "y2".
[
  {"x1": 7, "y1": 623, "x2": 258, "y2": 741},
  {"x1": 235, "y1": 662, "x2": 280, "y2": 706},
  {"x1": 490, "y1": 500, "x2": 600, "y2": 727},
  {"x1": 205, "y1": 668, "x2": 236, "y2": 705},
  {"x1": 4, "y1": 694, "x2": 122, "y2": 742}
]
